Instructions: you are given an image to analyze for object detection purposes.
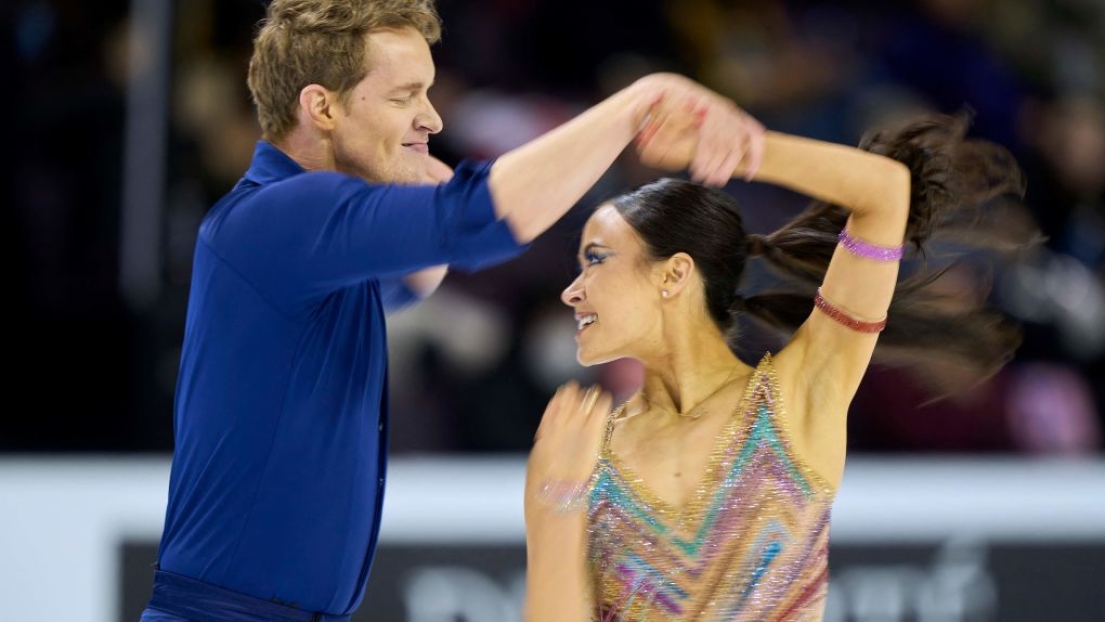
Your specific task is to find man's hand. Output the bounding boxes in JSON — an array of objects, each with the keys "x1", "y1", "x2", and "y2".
[
  {"x1": 633, "y1": 74, "x2": 766, "y2": 185},
  {"x1": 423, "y1": 154, "x2": 455, "y2": 184}
]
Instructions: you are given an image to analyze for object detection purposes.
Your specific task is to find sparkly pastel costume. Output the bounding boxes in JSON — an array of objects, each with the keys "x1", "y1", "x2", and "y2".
[{"x1": 587, "y1": 354, "x2": 835, "y2": 621}]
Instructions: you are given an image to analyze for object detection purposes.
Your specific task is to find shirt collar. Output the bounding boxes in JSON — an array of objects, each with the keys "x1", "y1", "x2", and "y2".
[{"x1": 241, "y1": 141, "x2": 307, "y2": 186}]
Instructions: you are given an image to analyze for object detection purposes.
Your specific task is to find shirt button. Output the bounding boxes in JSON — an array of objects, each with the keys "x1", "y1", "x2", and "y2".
[
  {"x1": 378, "y1": 477, "x2": 385, "y2": 487},
  {"x1": 378, "y1": 421, "x2": 384, "y2": 432}
]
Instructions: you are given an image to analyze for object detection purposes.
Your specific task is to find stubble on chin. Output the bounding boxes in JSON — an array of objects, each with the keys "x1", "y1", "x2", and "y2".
[
  {"x1": 357, "y1": 153, "x2": 446, "y2": 186},
  {"x1": 379, "y1": 158, "x2": 430, "y2": 186},
  {"x1": 393, "y1": 154, "x2": 450, "y2": 186}
]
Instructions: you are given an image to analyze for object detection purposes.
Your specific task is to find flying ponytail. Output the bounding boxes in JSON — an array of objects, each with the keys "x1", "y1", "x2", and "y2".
[{"x1": 737, "y1": 110, "x2": 1038, "y2": 392}]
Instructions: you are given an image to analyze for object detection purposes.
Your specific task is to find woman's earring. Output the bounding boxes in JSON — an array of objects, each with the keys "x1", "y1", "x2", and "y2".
[{"x1": 662, "y1": 290, "x2": 670, "y2": 298}]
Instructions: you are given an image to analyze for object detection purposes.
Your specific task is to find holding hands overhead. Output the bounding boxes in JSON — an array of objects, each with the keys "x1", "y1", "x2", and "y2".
[
  {"x1": 488, "y1": 71, "x2": 767, "y2": 243},
  {"x1": 633, "y1": 73, "x2": 767, "y2": 185}
]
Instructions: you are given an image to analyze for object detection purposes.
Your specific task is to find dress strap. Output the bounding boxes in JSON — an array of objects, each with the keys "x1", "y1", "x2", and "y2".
[{"x1": 601, "y1": 403, "x2": 628, "y2": 453}]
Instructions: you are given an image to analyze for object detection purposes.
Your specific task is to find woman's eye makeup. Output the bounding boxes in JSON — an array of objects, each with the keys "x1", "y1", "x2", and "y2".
[
  {"x1": 577, "y1": 244, "x2": 612, "y2": 273},
  {"x1": 584, "y1": 251, "x2": 607, "y2": 265}
]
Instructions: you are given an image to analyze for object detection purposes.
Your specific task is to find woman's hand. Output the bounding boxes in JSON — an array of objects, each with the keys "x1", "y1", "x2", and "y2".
[
  {"x1": 633, "y1": 73, "x2": 766, "y2": 186},
  {"x1": 527, "y1": 383, "x2": 613, "y2": 498},
  {"x1": 524, "y1": 382, "x2": 609, "y2": 621}
]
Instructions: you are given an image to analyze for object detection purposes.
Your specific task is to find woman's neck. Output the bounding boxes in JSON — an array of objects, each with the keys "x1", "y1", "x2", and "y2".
[{"x1": 638, "y1": 328, "x2": 748, "y2": 418}]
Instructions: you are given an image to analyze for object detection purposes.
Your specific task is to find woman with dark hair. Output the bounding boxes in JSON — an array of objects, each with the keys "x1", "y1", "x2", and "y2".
[{"x1": 523, "y1": 110, "x2": 1029, "y2": 621}]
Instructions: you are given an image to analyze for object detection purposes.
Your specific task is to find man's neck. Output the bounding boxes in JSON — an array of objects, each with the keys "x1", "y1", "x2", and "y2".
[{"x1": 271, "y1": 130, "x2": 335, "y2": 173}]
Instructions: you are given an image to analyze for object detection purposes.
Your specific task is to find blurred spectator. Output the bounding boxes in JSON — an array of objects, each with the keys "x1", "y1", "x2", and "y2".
[
  {"x1": 863, "y1": 0, "x2": 1033, "y2": 152},
  {"x1": 850, "y1": 362, "x2": 1102, "y2": 455},
  {"x1": 7, "y1": 0, "x2": 136, "y2": 451},
  {"x1": 666, "y1": 0, "x2": 863, "y2": 141},
  {"x1": 8, "y1": 0, "x2": 1105, "y2": 456}
]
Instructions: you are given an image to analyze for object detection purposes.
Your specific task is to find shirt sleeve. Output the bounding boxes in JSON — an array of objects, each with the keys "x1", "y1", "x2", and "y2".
[
  {"x1": 378, "y1": 277, "x2": 420, "y2": 314},
  {"x1": 203, "y1": 160, "x2": 528, "y2": 313}
]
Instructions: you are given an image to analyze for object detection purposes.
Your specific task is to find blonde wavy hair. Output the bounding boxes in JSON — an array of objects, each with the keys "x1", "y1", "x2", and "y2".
[{"x1": 247, "y1": 0, "x2": 442, "y2": 140}]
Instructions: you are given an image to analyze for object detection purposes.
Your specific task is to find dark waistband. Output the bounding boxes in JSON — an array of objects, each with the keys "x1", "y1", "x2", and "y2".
[{"x1": 148, "y1": 570, "x2": 351, "y2": 622}]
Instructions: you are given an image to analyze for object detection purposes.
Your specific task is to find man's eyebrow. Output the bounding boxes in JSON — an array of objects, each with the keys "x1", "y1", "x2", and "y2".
[{"x1": 388, "y1": 81, "x2": 431, "y2": 93}]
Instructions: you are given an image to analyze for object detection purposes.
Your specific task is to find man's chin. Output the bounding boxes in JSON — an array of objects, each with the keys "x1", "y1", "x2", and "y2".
[
  {"x1": 362, "y1": 157, "x2": 440, "y2": 185},
  {"x1": 378, "y1": 165, "x2": 427, "y2": 186},
  {"x1": 393, "y1": 157, "x2": 442, "y2": 185}
]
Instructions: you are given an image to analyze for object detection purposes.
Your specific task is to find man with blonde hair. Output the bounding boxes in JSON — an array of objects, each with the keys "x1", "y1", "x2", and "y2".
[{"x1": 139, "y1": 0, "x2": 765, "y2": 620}]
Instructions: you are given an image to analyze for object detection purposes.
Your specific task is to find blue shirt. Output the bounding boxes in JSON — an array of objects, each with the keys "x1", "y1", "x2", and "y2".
[{"x1": 156, "y1": 142, "x2": 525, "y2": 614}]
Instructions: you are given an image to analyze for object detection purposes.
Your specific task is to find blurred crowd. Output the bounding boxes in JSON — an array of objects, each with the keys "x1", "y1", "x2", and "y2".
[{"x1": 6, "y1": 0, "x2": 1104, "y2": 456}]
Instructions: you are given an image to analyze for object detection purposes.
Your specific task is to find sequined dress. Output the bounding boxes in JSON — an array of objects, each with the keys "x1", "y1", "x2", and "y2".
[{"x1": 587, "y1": 354, "x2": 835, "y2": 621}]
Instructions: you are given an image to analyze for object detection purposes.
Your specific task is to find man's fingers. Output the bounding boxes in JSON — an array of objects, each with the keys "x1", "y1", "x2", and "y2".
[
  {"x1": 693, "y1": 107, "x2": 767, "y2": 185},
  {"x1": 691, "y1": 130, "x2": 728, "y2": 186},
  {"x1": 717, "y1": 146, "x2": 748, "y2": 187},
  {"x1": 638, "y1": 102, "x2": 699, "y2": 171},
  {"x1": 639, "y1": 80, "x2": 767, "y2": 184},
  {"x1": 695, "y1": 110, "x2": 736, "y2": 183}
]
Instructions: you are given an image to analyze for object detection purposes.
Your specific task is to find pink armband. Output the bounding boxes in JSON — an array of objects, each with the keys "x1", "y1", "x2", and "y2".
[{"x1": 838, "y1": 228, "x2": 904, "y2": 261}]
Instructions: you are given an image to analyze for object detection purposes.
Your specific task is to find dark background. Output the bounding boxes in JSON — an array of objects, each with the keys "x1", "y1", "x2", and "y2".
[{"x1": 5, "y1": 0, "x2": 1105, "y2": 457}]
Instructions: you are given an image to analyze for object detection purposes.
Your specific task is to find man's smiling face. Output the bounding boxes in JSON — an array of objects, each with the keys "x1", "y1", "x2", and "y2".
[{"x1": 331, "y1": 26, "x2": 443, "y2": 183}]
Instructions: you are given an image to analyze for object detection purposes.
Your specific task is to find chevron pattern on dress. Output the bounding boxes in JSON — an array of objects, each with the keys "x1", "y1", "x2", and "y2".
[{"x1": 588, "y1": 354, "x2": 835, "y2": 621}]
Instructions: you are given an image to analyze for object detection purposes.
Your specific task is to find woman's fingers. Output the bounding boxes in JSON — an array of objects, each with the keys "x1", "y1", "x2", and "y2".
[
  {"x1": 578, "y1": 386, "x2": 600, "y2": 417},
  {"x1": 530, "y1": 383, "x2": 612, "y2": 484},
  {"x1": 537, "y1": 381, "x2": 609, "y2": 438},
  {"x1": 535, "y1": 382, "x2": 577, "y2": 441},
  {"x1": 537, "y1": 383, "x2": 612, "y2": 437},
  {"x1": 533, "y1": 385, "x2": 558, "y2": 442}
]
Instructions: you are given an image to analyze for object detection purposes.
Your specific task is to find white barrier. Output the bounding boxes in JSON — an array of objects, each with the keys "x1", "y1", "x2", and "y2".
[{"x1": 1, "y1": 456, "x2": 1103, "y2": 622}]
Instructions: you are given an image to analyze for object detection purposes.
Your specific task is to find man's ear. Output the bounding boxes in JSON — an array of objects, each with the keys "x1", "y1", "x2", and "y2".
[{"x1": 298, "y1": 84, "x2": 338, "y2": 131}]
